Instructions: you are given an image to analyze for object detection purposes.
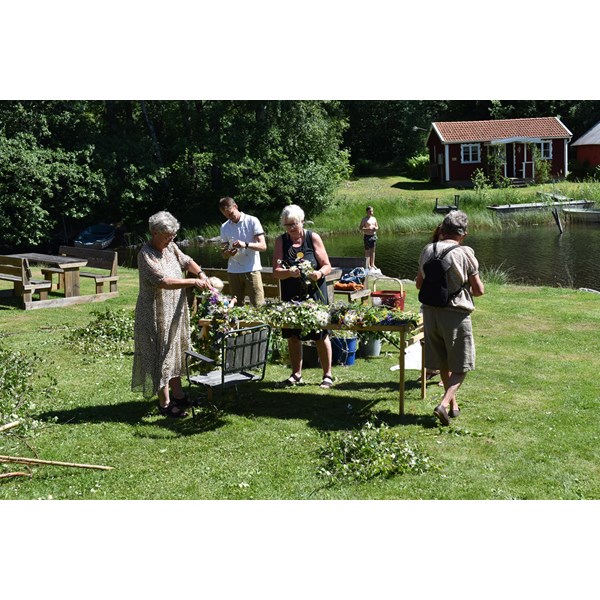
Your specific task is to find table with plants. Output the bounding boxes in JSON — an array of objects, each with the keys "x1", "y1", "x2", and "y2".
[{"x1": 191, "y1": 290, "x2": 425, "y2": 415}]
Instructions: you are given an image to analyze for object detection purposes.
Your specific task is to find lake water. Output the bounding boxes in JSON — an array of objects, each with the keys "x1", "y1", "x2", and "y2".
[{"x1": 122, "y1": 223, "x2": 600, "y2": 290}]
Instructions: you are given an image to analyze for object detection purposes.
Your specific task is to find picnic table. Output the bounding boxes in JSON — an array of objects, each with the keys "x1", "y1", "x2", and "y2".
[{"x1": 7, "y1": 252, "x2": 87, "y2": 298}]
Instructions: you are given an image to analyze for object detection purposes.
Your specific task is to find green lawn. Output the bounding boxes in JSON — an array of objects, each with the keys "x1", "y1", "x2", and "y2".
[{"x1": 2, "y1": 266, "x2": 599, "y2": 500}]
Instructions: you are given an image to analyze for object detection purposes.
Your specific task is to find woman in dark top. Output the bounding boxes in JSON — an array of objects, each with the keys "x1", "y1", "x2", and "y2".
[{"x1": 273, "y1": 204, "x2": 334, "y2": 389}]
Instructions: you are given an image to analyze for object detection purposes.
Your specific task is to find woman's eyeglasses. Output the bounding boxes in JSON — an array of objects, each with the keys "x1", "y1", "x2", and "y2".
[{"x1": 284, "y1": 221, "x2": 299, "y2": 228}]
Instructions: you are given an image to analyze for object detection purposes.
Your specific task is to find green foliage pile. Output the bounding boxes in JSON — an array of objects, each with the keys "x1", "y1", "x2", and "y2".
[
  {"x1": 318, "y1": 421, "x2": 436, "y2": 483},
  {"x1": 65, "y1": 307, "x2": 134, "y2": 358},
  {"x1": 0, "y1": 346, "x2": 56, "y2": 452}
]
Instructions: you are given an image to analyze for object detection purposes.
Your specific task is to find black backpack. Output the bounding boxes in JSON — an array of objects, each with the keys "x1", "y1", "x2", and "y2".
[{"x1": 418, "y1": 243, "x2": 465, "y2": 307}]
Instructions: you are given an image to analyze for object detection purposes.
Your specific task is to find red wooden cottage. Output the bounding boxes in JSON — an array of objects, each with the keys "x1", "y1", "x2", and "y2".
[
  {"x1": 426, "y1": 117, "x2": 572, "y2": 186},
  {"x1": 571, "y1": 120, "x2": 600, "y2": 169}
]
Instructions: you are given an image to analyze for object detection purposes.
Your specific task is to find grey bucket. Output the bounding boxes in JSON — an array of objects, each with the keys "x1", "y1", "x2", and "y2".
[{"x1": 359, "y1": 333, "x2": 382, "y2": 358}]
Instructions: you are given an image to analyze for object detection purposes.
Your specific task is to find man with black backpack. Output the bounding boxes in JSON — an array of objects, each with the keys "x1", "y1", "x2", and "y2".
[{"x1": 416, "y1": 211, "x2": 485, "y2": 426}]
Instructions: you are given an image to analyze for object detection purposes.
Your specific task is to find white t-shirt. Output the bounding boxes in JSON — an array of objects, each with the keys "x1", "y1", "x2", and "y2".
[{"x1": 220, "y1": 212, "x2": 264, "y2": 273}]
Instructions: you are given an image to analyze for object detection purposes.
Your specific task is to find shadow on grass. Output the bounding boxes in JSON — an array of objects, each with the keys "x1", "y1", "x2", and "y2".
[
  {"x1": 37, "y1": 399, "x2": 154, "y2": 426},
  {"x1": 34, "y1": 378, "x2": 439, "y2": 436},
  {"x1": 390, "y1": 180, "x2": 442, "y2": 192},
  {"x1": 35, "y1": 397, "x2": 228, "y2": 437},
  {"x1": 208, "y1": 380, "x2": 438, "y2": 432}
]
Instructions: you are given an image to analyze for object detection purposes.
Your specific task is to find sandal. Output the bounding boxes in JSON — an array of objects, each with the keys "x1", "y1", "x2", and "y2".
[
  {"x1": 158, "y1": 402, "x2": 188, "y2": 418},
  {"x1": 279, "y1": 373, "x2": 303, "y2": 387},
  {"x1": 319, "y1": 375, "x2": 334, "y2": 389},
  {"x1": 172, "y1": 392, "x2": 191, "y2": 408},
  {"x1": 418, "y1": 370, "x2": 440, "y2": 382}
]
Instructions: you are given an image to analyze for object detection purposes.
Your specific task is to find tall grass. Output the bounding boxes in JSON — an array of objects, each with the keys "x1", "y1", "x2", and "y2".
[
  {"x1": 181, "y1": 175, "x2": 600, "y2": 242},
  {"x1": 308, "y1": 175, "x2": 600, "y2": 237},
  {"x1": 479, "y1": 264, "x2": 512, "y2": 285}
]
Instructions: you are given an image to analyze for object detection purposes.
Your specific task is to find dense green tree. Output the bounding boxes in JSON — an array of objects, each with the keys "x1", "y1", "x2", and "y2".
[
  {"x1": 488, "y1": 99, "x2": 600, "y2": 136},
  {"x1": 0, "y1": 130, "x2": 105, "y2": 249},
  {"x1": 343, "y1": 100, "x2": 493, "y2": 170},
  {"x1": 0, "y1": 100, "x2": 351, "y2": 247}
]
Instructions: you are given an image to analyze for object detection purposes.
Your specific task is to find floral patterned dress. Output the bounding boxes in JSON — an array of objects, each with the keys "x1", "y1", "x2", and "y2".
[{"x1": 131, "y1": 241, "x2": 193, "y2": 398}]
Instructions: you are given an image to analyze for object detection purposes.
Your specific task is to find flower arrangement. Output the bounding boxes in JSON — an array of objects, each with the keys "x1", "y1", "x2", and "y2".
[
  {"x1": 328, "y1": 301, "x2": 420, "y2": 329},
  {"x1": 263, "y1": 299, "x2": 330, "y2": 336},
  {"x1": 195, "y1": 288, "x2": 232, "y2": 317},
  {"x1": 192, "y1": 291, "x2": 420, "y2": 352}
]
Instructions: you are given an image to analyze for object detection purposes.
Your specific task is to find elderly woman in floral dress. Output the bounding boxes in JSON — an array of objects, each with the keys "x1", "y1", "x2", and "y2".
[
  {"x1": 131, "y1": 211, "x2": 211, "y2": 418},
  {"x1": 273, "y1": 204, "x2": 334, "y2": 389}
]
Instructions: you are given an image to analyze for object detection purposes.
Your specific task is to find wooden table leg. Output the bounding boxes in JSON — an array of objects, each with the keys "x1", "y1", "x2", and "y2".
[
  {"x1": 399, "y1": 330, "x2": 405, "y2": 416},
  {"x1": 421, "y1": 341, "x2": 427, "y2": 400},
  {"x1": 62, "y1": 267, "x2": 81, "y2": 297}
]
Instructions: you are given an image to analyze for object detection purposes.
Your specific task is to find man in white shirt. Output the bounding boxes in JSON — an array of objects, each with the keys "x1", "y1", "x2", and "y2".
[{"x1": 219, "y1": 196, "x2": 267, "y2": 305}]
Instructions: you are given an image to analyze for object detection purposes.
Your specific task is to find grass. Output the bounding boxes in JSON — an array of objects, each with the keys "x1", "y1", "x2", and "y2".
[
  {"x1": 312, "y1": 175, "x2": 600, "y2": 237},
  {"x1": 2, "y1": 265, "x2": 599, "y2": 500}
]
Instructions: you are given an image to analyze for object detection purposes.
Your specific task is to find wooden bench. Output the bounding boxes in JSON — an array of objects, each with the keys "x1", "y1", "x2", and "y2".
[
  {"x1": 0, "y1": 256, "x2": 53, "y2": 309},
  {"x1": 42, "y1": 246, "x2": 119, "y2": 294},
  {"x1": 201, "y1": 267, "x2": 281, "y2": 302},
  {"x1": 329, "y1": 256, "x2": 372, "y2": 303},
  {"x1": 199, "y1": 266, "x2": 342, "y2": 305}
]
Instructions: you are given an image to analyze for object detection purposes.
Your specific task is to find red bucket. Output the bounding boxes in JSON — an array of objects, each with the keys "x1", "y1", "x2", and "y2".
[{"x1": 371, "y1": 278, "x2": 405, "y2": 310}]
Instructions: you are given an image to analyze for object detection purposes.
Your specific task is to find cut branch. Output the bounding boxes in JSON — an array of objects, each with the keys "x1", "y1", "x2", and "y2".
[
  {"x1": 0, "y1": 472, "x2": 31, "y2": 479},
  {"x1": 0, "y1": 455, "x2": 113, "y2": 470},
  {"x1": 0, "y1": 421, "x2": 22, "y2": 434}
]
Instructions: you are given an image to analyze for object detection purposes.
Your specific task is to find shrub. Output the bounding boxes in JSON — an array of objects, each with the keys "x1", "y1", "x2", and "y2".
[{"x1": 405, "y1": 152, "x2": 430, "y2": 180}]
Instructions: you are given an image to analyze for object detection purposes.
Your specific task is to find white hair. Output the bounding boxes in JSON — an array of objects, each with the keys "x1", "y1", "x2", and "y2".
[
  {"x1": 280, "y1": 204, "x2": 305, "y2": 227},
  {"x1": 149, "y1": 211, "x2": 180, "y2": 235}
]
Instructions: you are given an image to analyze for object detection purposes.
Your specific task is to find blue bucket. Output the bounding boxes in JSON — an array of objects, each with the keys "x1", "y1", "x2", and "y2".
[{"x1": 331, "y1": 337, "x2": 357, "y2": 366}]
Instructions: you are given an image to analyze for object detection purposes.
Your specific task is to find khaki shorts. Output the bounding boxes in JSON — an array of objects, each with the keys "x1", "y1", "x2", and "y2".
[
  {"x1": 422, "y1": 306, "x2": 475, "y2": 373},
  {"x1": 228, "y1": 271, "x2": 265, "y2": 306}
]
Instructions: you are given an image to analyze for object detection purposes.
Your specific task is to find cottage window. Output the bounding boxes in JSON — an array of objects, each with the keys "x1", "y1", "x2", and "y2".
[
  {"x1": 540, "y1": 140, "x2": 552, "y2": 160},
  {"x1": 461, "y1": 143, "x2": 481, "y2": 164}
]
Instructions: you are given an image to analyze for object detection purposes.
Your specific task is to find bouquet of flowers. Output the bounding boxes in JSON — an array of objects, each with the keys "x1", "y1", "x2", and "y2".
[{"x1": 277, "y1": 257, "x2": 327, "y2": 302}]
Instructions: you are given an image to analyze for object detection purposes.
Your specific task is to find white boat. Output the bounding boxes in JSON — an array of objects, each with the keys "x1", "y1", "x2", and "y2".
[
  {"x1": 487, "y1": 199, "x2": 594, "y2": 214},
  {"x1": 561, "y1": 207, "x2": 600, "y2": 223}
]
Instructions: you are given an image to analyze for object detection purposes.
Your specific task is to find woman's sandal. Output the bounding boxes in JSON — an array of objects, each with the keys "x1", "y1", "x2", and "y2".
[
  {"x1": 280, "y1": 373, "x2": 303, "y2": 387},
  {"x1": 418, "y1": 370, "x2": 440, "y2": 382},
  {"x1": 172, "y1": 392, "x2": 191, "y2": 408},
  {"x1": 158, "y1": 402, "x2": 188, "y2": 418},
  {"x1": 319, "y1": 375, "x2": 334, "y2": 389}
]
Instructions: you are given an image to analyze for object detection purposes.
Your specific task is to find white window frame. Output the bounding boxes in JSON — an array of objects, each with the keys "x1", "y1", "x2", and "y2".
[
  {"x1": 461, "y1": 143, "x2": 481, "y2": 164},
  {"x1": 540, "y1": 140, "x2": 552, "y2": 160}
]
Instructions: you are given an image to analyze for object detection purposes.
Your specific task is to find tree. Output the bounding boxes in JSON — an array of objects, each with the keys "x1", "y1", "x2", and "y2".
[
  {"x1": 343, "y1": 100, "x2": 493, "y2": 170},
  {"x1": 0, "y1": 131, "x2": 105, "y2": 249}
]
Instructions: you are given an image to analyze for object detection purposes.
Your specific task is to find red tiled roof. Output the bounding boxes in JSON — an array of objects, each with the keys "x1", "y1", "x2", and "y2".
[{"x1": 433, "y1": 117, "x2": 572, "y2": 143}]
